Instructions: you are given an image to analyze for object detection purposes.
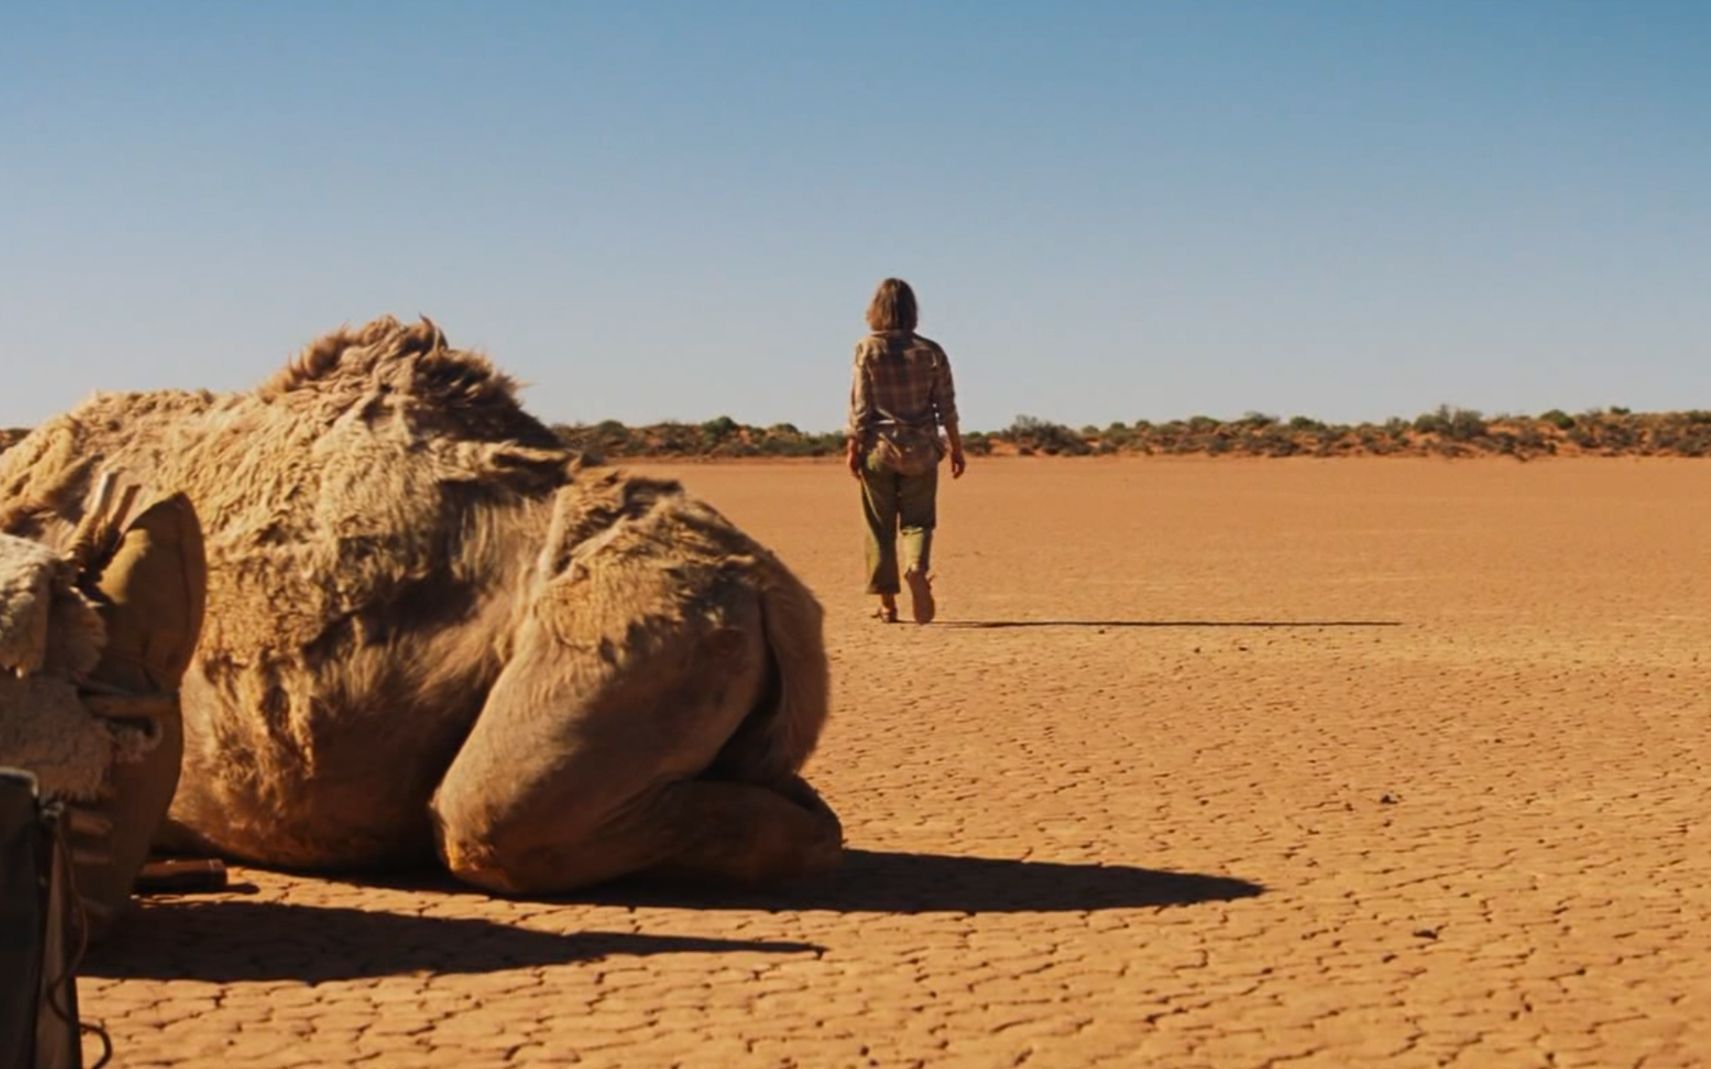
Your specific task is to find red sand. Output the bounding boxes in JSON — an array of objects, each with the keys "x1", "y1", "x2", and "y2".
[{"x1": 83, "y1": 458, "x2": 1711, "y2": 1067}]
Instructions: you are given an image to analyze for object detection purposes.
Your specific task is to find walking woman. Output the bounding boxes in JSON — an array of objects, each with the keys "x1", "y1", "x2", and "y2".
[{"x1": 845, "y1": 278, "x2": 966, "y2": 624}]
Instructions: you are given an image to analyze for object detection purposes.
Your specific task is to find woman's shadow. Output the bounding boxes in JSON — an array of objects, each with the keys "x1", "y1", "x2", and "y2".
[{"x1": 585, "y1": 850, "x2": 1263, "y2": 914}]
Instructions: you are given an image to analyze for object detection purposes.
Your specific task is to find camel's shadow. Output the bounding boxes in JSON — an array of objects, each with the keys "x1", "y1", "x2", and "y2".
[
  {"x1": 585, "y1": 850, "x2": 1263, "y2": 914},
  {"x1": 87, "y1": 852, "x2": 1260, "y2": 982},
  {"x1": 83, "y1": 902, "x2": 818, "y2": 982}
]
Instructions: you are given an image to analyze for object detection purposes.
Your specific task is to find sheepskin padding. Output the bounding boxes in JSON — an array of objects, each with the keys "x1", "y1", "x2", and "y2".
[
  {"x1": 0, "y1": 534, "x2": 57, "y2": 674},
  {"x1": 0, "y1": 677, "x2": 118, "y2": 801},
  {"x1": 0, "y1": 533, "x2": 105, "y2": 679},
  {"x1": 0, "y1": 532, "x2": 146, "y2": 802}
]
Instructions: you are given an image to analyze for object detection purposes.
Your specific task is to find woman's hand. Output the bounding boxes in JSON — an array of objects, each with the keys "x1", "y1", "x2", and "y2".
[
  {"x1": 846, "y1": 440, "x2": 863, "y2": 480},
  {"x1": 944, "y1": 428, "x2": 967, "y2": 480}
]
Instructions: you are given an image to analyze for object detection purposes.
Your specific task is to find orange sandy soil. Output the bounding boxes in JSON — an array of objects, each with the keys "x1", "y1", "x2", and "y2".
[{"x1": 81, "y1": 458, "x2": 1709, "y2": 1068}]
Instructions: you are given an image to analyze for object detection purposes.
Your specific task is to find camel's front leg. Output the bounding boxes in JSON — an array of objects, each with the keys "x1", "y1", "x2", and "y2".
[
  {"x1": 642, "y1": 773, "x2": 842, "y2": 885},
  {"x1": 442, "y1": 773, "x2": 842, "y2": 894},
  {"x1": 429, "y1": 591, "x2": 841, "y2": 896}
]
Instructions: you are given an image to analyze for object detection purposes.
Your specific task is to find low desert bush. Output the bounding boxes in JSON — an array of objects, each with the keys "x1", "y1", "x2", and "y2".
[{"x1": 1006, "y1": 415, "x2": 1091, "y2": 456}]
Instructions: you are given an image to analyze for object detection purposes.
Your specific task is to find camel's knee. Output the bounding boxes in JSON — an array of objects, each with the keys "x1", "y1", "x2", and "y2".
[
  {"x1": 431, "y1": 796, "x2": 590, "y2": 895},
  {"x1": 432, "y1": 821, "x2": 516, "y2": 894},
  {"x1": 431, "y1": 779, "x2": 674, "y2": 895}
]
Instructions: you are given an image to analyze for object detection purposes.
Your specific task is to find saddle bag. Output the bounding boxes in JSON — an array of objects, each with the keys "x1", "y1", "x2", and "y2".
[{"x1": 0, "y1": 768, "x2": 85, "y2": 1069}]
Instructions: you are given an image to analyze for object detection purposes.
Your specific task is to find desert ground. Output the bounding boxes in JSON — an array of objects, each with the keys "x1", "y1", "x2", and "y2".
[{"x1": 80, "y1": 458, "x2": 1708, "y2": 1068}]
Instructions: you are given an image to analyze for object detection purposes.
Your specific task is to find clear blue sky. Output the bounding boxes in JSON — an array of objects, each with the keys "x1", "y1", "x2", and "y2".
[{"x1": 4, "y1": 2, "x2": 1707, "y2": 431}]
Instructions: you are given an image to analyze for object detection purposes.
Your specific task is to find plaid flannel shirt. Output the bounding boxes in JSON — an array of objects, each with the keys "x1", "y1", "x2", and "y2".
[{"x1": 846, "y1": 331, "x2": 959, "y2": 442}]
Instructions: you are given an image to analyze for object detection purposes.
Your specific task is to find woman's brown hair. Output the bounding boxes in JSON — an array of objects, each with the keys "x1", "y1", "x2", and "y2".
[{"x1": 865, "y1": 277, "x2": 918, "y2": 333}]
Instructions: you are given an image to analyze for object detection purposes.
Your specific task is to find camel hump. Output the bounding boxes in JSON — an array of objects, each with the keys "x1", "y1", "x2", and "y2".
[
  {"x1": 256, "y1": 316, "x2": 555, "y2": 438},
  {"x1": 260, "y1": 315, "x2": 452, "y2": 398}
]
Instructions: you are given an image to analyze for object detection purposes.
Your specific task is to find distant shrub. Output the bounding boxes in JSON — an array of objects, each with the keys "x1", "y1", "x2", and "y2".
[
  {"x1": 1006, "y1": 415, "x2": 1090, "y2": 456},
  {"x1": 701, "y1": 415, "x2": 740, "y2": 440},
  {"x1": 652, "y1": 421, "x2": 701, "y2": 454},
  {"x1": 1102, "y1": 425, "x2": 1136, "y2": 449},
  {"x1": 545, "y1": 407, "x2": 1709, "y2": 462},
  {"x1": 1414, "y1": 405, "x2": 1485, "y2": 440}
]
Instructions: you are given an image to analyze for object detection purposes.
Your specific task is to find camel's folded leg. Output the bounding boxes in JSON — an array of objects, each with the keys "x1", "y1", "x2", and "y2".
[
  {"x1": 442, "y1": 774, "x2": 842, "y2": 894},
  {"x1": 643, "y1": 773, "x2": 842, "y2": 885},
  {"x1": 429, "y1": 592, "x2": 842, "y2": 896}
]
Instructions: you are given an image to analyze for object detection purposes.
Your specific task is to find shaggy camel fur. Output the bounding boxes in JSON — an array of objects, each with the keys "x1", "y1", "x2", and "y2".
[{"x1": 0, "y1": 316, "x2": 840, "y2": 894}]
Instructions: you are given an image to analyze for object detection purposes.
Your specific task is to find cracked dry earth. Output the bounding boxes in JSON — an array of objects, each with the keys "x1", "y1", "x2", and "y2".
[{"x1": 80, "y1": 458, "x2": 1708, "y2": 1068}]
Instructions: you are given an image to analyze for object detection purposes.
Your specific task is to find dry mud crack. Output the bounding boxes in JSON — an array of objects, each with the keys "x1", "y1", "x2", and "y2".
[{"x1": 81, "y1": 459, "x2": 1710, "y2": 1067}]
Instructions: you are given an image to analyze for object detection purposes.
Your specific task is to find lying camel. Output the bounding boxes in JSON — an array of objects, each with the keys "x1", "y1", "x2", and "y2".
[{"x1": 0, "y1": 317, "x2": 841, "y2": 894}]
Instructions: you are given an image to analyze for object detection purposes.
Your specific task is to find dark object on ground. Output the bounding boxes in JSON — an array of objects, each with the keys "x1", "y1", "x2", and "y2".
[
  {"x1": 134, "y1": 858, "x2": 227, "y2": 895},
  {"x1": 0, "y1": 767, "x2": 103, "y2": 1069}
]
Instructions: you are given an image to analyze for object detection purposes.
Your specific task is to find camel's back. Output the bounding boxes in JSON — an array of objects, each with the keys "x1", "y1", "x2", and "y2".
[
  {"x1": 0, "y1": 318, "x2": 570, "y2": 659},
  {"x1": 0, "y1": 318, "x2": 577, "y2": 866},
  {"x1": 0, "y1": 389, "x2": 221, "y2": 542}
]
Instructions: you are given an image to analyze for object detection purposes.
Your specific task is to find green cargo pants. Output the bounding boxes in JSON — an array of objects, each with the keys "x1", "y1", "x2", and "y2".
[{"x1": 859, "y1": 451, "x2": 938, "y2": 595}]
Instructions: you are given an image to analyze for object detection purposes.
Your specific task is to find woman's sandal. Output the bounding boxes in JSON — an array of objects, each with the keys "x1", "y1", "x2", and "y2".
[
  {"x1": 871, "y1": 604, "x2": 899, "y2": 624},
  {"x1": 905, "y1": 569, "x2": 936, "y2": 625}
]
